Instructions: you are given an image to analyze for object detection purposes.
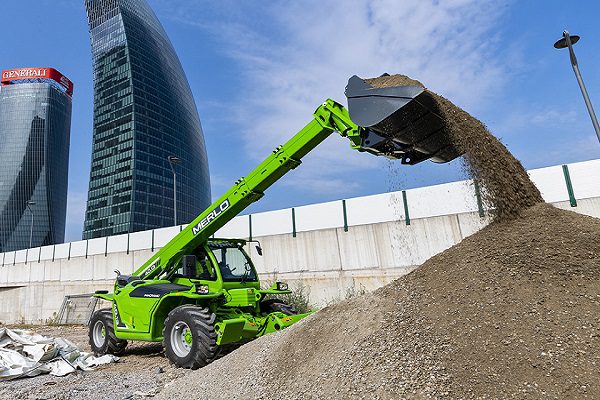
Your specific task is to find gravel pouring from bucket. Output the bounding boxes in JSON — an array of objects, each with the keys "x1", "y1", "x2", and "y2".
[
  {"x1": 350, "y1": 72, "x2": 543, "y2": 220},
  {"x1": 345, "y1": 74, "x2": 462, "y2": 165}
]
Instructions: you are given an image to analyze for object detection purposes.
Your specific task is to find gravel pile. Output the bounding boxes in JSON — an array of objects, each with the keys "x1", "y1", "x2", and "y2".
[
  {"x1": 367, "y1": 74, "x2": 544, "y2": 220},
  {"x1": 155, "y1": 204, "x2": 600, "y2": 400},
  {"x1": 11, "y1": 203, "x2": 599, "y2": 400}
]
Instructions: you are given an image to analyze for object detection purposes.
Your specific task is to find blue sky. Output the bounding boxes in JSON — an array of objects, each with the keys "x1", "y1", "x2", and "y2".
[{"x1": 1, "y1": 0, "x2": 599, "y2": 242}]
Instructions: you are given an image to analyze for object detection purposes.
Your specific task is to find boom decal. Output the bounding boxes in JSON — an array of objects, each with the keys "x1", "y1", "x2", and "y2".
[
  {"x1": 140, "y1": 258, "x2": 160, "y2": 279},
  {"x1": 192, "y1": 199, "x2": 230, "y2": 235}
]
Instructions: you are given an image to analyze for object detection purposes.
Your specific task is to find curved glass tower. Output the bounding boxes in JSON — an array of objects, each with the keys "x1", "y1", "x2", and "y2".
[
  {"x1": 0, "y1": 68, "x2": 72, "y2": 252},
  {"x1": 83, "y1": 0, "x2": 211, "y2": 239}
]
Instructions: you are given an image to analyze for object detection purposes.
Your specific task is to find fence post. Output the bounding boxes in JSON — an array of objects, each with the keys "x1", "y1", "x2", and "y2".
[
  {"x1": 473, "y1": 181, "x2": 485, "y2": 217},
  {"x1": 249, "y1": 214, "x2": 253, "y2": 241},
  {"x1": 402, "y1": 190, "x2": 411, "y2": 225},
  {"x1": 292, "y1": 208, "x2": 297, "y2": 238},
  {"x1": 562, "y1": 164, "x2": 577, "y2": 207},
  {"x1": 342, "y1": 200, "x2": 348, "y2": 232}
]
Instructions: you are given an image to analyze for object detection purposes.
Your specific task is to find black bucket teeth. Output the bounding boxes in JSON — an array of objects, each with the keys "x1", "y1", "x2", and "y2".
[{"x1": 345, "y1": 75, "x2": 462, "y2": 164}]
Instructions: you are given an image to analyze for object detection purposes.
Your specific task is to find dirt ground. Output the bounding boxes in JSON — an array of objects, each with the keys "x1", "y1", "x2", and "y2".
[{"x1": 0, "y1": 325, "x2": 192, "y2": 400}]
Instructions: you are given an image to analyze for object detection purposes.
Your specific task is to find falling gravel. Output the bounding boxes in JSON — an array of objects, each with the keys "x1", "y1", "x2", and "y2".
[{"x1": 367, "y1": 74, "x2": 544, "y2": 220}]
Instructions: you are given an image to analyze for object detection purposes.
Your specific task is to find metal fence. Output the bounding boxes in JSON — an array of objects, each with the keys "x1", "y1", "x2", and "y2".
[
  {"x1": 0, "y1": 160, "x2": 593, "y2": 267},
  {"x1": 55, "y1": 294, "x2": 98, "y2": 325}
]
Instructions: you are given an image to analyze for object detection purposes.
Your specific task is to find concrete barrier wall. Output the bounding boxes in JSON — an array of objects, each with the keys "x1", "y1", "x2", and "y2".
[{"x1": 1, "y1": 159, "x2": 599, "y2": 323}]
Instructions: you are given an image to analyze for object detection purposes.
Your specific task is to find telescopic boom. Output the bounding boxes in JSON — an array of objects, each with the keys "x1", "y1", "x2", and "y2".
[{"x1": 134, "y1": 99, "x2": 390, "y2": 280}]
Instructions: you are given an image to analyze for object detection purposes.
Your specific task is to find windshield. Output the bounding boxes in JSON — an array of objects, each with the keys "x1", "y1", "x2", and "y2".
[{"x1": 210, "y1": 244, "x2": 257, "y2": 282}]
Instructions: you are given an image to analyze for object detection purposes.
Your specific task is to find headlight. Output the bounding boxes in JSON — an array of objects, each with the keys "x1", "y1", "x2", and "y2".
[
  {"x1": 196, "y1": 284, "x2": 209, "y2": 295},
  {"x1": 276, "y1": 282, "x2": 288, "y2": 291}
]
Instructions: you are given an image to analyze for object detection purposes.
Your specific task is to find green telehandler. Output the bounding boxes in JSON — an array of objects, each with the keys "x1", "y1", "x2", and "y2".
[{"x1": 88, "y1": 75, "x2": 460, "y2": 369}]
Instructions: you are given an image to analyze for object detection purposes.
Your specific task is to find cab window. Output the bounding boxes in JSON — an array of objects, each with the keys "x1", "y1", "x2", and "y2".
[
  {"x1": 211, "y1": 245, "x2": 257, "y2": 282},
  {"x1": 174, "y1": 249, "x2": 217, "y2": 280}
]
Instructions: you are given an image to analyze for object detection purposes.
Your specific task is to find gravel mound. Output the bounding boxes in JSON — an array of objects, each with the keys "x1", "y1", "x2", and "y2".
[
  {"x1": 397, "y1": 203, "x2": 600, "y2": 398},
  {"x1": 367, "y1": 74, "x2": 544, "y2": 220},
  {"x1": 156, "y1": 204, "x2": 600, "y2": 399}
]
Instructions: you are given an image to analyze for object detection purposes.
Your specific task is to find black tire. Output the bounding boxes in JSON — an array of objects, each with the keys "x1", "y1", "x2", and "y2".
[
  {"x1": 163, "y1": 305, "x2": 219, "y2": 369},
  {"x1": 88, "y1": 308, "x2": 128, "y2": 355},
  {"x1": 261, "y1": 298, "x2": 297, "y2": 315}
]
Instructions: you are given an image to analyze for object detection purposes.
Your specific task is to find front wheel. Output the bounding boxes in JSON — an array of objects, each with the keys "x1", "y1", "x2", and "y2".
[
  {"x1": 163, "y1": 305, "x2": 219, "y2": 369},
  {"x1": 88, "y1": 308, "x2": 127, "y2": 355}
]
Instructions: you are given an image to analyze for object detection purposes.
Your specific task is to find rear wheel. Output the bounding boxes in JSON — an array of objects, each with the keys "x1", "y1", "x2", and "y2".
[
  {"x1": 261, "y1": 298, "x2": 297, "y2": 315},
  {"x1": 163, "y1": 305, "x2": 219, "y2": 369},
  {"x1": 88, "y1": 308, "x2": 127, "y2": 355}
]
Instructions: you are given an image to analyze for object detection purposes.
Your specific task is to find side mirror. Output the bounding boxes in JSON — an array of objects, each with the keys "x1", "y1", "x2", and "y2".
[
  {"x1": 182, "y1": 255, "x2": 197, "y2": 278},
  {"x1": 255, "y1": 245, "x2": 263, "y2": 256}
]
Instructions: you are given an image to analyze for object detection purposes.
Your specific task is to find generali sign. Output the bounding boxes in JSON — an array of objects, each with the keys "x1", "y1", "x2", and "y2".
[{"x1": 1, "y1": 67, "x2": 74, "y2": 96}]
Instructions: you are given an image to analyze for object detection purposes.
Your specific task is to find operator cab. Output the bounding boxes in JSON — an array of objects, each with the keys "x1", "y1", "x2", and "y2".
[
  {"x1": 173, "y1": 240, "x2": 258, "y2": 284},
  {"x1": 208, "y1": 241, "x2": 258, "y2": 283}
]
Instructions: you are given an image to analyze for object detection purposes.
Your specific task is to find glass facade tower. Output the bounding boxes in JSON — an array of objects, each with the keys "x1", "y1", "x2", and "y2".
[
  {"x1": 83, "y1": 0, "x2": 211, "y2": 239},
  {"x1": 0, "y1": 69, "x2": 72, "y2": 252}
]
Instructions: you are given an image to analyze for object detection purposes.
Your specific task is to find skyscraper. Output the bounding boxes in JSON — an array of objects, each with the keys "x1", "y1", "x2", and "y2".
[
  {"x1": 0, "y1": 68, "x2": 73, "y2": 252},
  {"x1": 83, "y1": 0, "x2": 211, "y2": 239}
]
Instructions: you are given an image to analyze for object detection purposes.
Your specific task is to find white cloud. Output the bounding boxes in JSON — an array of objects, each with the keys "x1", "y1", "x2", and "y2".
[
  {"x1": 526, "y1": 133, "x2": 600, "y2": 167},
  {"x1": 498, "y1": 106, "x2": 579, "y2": 132},
  {"x1": 209, "y1": 172, "x2": 236, "y2": 201},
  {"x1": 160, "y1": 0, "x2": 509, "y2": 197},
  {"x1": 530, "y1": 109, "x2": 578, "y2": 125},
  {"x1": 281, "y1": 174, "x2": 362, "y2": 195}
]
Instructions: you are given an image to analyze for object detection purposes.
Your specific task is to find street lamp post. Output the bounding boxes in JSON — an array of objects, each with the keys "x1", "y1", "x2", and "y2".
[
  {"x1": 26, "y1": 200, "x2": 35, "y2": 249},
  {"x1": 167, "y1": 155, "x2": 181, "y2": 226},
  {"x1": 554, "y1": 31, "x2": 600, "y2": 143}
]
